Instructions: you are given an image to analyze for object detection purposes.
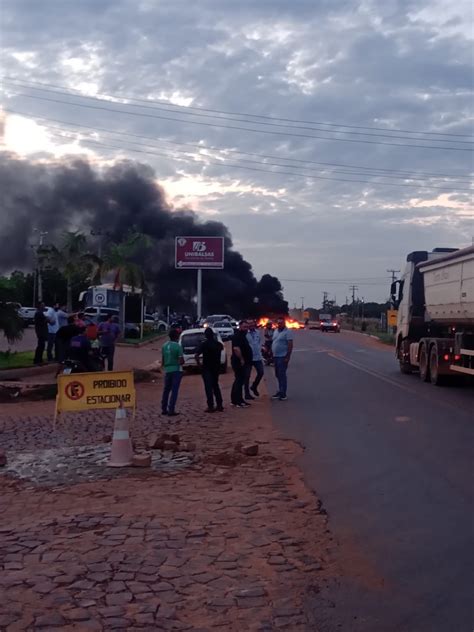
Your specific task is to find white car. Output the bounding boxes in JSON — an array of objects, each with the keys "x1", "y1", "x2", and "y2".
[
  {"x1": 179, "y1": 328, "x2": 227, "y2": 372},
  {"x1": 17, "y1": 306, "x2": 36, "y2": 325},
  {"x1": 211, "y1": 320, "x2": 235, "y2": 341},
  {"x1": 202, "y1": 314, "x2": 238, "y2": 329}
]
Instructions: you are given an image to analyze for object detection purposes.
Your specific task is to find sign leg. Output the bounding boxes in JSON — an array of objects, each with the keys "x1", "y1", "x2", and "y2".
[{"x1": 197, "y1": 268, "x2": 202, "y2": 321}]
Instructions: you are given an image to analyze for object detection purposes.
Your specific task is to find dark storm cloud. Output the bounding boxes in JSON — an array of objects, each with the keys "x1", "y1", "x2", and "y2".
[
  {"x1": 0, "y1": 153, "x2": 289, "y2": 314},
  {"x1": 1, "y1": 0, "x2": 472, "y2": 305}
]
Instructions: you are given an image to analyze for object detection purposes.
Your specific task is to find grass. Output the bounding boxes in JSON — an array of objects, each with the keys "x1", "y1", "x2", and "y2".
[
  {"x1": 372, "y1": 332, "x2": 395, "y2": 345},
  {"x1": 0, "y1": 350, "x2": 35, "y2": 370},
  {"x1": 121, "y1": 331, "x2": 167, "y2": 346}
]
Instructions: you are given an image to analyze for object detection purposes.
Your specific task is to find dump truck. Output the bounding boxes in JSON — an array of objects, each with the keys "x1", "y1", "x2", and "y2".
[{"x1": 392, "y1": 246, "x2": 474, "y2": 385}]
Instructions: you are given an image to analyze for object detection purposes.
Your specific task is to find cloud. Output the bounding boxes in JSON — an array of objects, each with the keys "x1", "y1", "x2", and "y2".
[{"x1": 1, "y1": 0, "x2": 472, "y2": 306}]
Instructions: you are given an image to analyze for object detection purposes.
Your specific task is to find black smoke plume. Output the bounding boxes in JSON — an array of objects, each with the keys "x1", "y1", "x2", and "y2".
[{"x1": 0, "y1": 152, "x2": 288, "y2": 316}]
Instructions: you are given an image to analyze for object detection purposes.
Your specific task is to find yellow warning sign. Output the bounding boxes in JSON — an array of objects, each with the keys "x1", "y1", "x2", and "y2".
[
  {"x1": 303, "y1": 310, "x2": 310, "y2": 319},
  {"x1": 387, "y1": 309, "x2": 398, "y2": 327},
  {"x1": 56, "y1": 370, "x2": 136, "y2": 416}
]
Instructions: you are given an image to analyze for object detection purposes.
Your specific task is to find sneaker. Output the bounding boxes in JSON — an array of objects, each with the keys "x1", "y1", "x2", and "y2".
[
  {"x1": 205, "y1": 407, "x2": 216, "y2": 413},
  {"x1": 279, "y1": 396, "x2": 288, "y2": 401},
  {"x1": 168, "y1": 411, "x2": 180, "y2": 417},
  {"x1": 245, "y1": 394, "x2": 255, "y2": 401},
  {"x1": 271, "y1": 393, "x2": 281, "y2": 400},
  {"x1": 241, "y1": 402, "x2": 251, "y2": 407},
  {"x1": 251, "y1": 386, "x2": 260, "y2": 397},
  {"x1": 231, "y1": 403, "x2": 246, "y2": 408}
]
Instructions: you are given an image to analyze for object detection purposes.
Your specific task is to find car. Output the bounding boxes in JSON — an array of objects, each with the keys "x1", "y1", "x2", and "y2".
[
  {"x1": 211, "y1": 320, "x2": 235, "y2": 341},
  {"x1": 179, "y1": 328, "x2": 227, "y2": 372},
  {"x1": 84, "y1": 306, "x2": 120, "y2": 319},
  {"x1": 202, "y1": 314, "x2": 238, "y2": 329},
  {"x1": 17, "y1": 305, "x2": 36, "y2": 326},
  {"x1": 320, "y1": 318, "x2": 341, "y2": 333}
]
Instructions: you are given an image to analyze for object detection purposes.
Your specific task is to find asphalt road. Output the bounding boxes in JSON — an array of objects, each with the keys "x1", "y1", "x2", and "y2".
[{"x1": 269, "y1": 328, "x2": 473, "y2": 632}]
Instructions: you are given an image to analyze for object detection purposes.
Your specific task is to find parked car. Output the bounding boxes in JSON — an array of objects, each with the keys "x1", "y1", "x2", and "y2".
[
  {"x1": 84, "y1": 307, "x2": 120, "y2": 319},
  {"x1": 17, "y1": 305, "x2": 36, "y2": 326},
  {"x1": 179, "y1": 328, "x2": 227, "y2": 372},
  {"x1": 202, "y1": 314, "x2": 238, "y2": 329},
  {"x1": 211, "y1": 320, "x2": 235, "y2": 341}
]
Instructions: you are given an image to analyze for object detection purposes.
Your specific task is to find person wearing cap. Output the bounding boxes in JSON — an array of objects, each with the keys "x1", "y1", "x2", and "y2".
[{"x1": 97, "y1": 315, "x2": 121, "y2": 370}]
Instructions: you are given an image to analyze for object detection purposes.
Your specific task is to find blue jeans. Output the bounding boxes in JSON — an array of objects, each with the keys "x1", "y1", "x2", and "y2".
[
  {"x1": 274, "y1": 357, "x2": 288, "y2": 397},
  {"x1": 161, "y1": 371, "x2": 183, "y2": 413}
]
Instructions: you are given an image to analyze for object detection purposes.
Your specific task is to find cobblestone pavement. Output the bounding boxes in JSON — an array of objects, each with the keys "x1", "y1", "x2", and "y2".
[{"x1": 0, "y1": 378, "x2": 334, "y2": 631}]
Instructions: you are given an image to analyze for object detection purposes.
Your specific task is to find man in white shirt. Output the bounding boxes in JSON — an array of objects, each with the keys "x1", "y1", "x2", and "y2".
[{"x1": 46, "y1": 304, "x2": 60, "y2": 362}]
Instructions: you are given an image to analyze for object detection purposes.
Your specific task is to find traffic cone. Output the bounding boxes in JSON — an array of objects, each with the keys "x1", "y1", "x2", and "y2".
[{"x1": 107, "y1": 404, "x2": 134, "y2": 467}]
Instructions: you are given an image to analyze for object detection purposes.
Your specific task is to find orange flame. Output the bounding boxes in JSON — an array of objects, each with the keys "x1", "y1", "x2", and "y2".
[{"x1": 257, "y1": 317, "x2": 301, "y2": 330}]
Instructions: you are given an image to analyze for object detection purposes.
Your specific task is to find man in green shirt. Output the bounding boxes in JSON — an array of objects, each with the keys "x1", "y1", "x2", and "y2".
[{"x1": 161, "y1": 329, "x2": 184, "y2": 416}]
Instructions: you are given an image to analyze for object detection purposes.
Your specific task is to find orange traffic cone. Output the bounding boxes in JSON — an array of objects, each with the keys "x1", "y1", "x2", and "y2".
[{"x1": 108, "y1": 404, "x2": 134, "y2": 467}]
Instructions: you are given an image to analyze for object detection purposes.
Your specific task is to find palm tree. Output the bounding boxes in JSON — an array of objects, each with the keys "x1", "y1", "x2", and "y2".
[
  {"x1": 95, "y1": 232, "x2": 149, "y2": 291},
  {"x1": 51, "y1": 231, "x2": 93, "y2": 311}
]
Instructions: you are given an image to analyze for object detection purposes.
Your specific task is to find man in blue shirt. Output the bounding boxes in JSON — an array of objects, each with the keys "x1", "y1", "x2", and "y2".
[
  {"x1": 245, "y1": 319, "x2": 264, "y2": 398},
  {"x1": 98, "y1": 315, "x2": 121, "y2": 371},
  {"x1": 271, "y1": 317, "x2": 293, "y2": 401}
]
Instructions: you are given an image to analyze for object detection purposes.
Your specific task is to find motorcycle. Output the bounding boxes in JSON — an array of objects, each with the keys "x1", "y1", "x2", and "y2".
[{"x1": 61, "y1": 348, "x2": 106, "y2": 374}]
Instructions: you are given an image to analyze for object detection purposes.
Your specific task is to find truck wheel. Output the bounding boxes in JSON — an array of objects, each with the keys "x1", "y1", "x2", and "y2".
[
  {"x1": 399, "y1": 361, "x2": 412, "y2": 374},
  {"x1": 419, "y1": 345, "x2": 430, "y2": 382},
  {"x1": 429, "y1": 346, "x2": 446, "y2": 386}
]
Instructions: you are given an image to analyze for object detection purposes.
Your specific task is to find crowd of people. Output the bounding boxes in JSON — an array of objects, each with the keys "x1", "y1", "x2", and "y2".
[
  {"x1": 33, "y1": 303, "x2": 121, "y2": 371},
  {"x1": 160, "y1": 317, "x2": 294, "y2": 416}
]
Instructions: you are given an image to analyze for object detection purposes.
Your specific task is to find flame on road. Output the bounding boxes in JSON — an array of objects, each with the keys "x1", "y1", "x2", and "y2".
[{"x1": 257, "y1": 317, "x2": 301, "y2": 330}]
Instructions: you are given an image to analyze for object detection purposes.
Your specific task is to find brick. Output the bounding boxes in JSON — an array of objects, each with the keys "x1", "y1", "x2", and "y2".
[
  {"x1": 241, "y1": 444, "x2": 259, "y2": 456},
  {"x1": 105, "y1": 591, "x2": 133, "y2": 606},
  {"x1": 132, "y1": 453, "x2": 152, "y2": 467},
  {"x1": 64, "y1": 608, "x2": 91, "y2": 621},
  {"x1": 34, "y1": 613, "x2": 66, "y2": 628},
  {"x1": 0, "y1": 449, "x2": 6, "y2": 467}
]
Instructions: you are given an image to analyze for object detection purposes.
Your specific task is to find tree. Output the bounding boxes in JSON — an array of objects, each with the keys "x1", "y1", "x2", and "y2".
[
  {"x1": 96, "y1": 232, "x2": 150, "y2": 291},
  {"x1": 50, "y1": 232, "x2": 94, "y2": 311},
  {"x1": 0, "y1": 277, "x2": 24, "y2": 343}
]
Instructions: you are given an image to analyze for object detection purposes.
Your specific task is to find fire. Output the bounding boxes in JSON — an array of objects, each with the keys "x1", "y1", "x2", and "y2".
[{"x1": 257, "y1": 317, "x2": 301, "y2": 330}]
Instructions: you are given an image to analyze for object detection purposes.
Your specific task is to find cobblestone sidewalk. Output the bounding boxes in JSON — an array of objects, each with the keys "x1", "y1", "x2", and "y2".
[{"x1": 0, "y1": 378, "x2": 333, "y2": 631}]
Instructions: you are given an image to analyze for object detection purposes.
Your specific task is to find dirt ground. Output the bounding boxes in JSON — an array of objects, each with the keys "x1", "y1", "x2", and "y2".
[{"x1": 0, "y1": 370, "x2": 337, "y2": 631}]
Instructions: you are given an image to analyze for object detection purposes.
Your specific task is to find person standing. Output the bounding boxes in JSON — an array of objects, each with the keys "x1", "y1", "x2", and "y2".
[
  {"x1": 230, "y1": 319, "x2": 252, "y2": 408},
  {"x1": 195, "y1": 327, "x2": 224, "y2": 413},
  {"x1": 56, "y1": 304, "x2": 69, "y2": 329},
  {"x1": 56, "y1": 316, "x2": 81, "y2": 363},
  {"x1": 33, "y1": 302, "x2": 48, "y2": 365},
  {"x1": 98, "y1": 315, "x2": 121, "y2": 370},
  {"x1": 161, "y1": 329, "x2": 184, "y2": 416},
  {"x1": 271, "y1": 317, "x2": 294, "y2": 401},
  {"x1": 46, "y1": 304, "x2": 60, "y2": 361},
  {"x1": 245, "y1": 319, "x2": 264, "y2": 398}
]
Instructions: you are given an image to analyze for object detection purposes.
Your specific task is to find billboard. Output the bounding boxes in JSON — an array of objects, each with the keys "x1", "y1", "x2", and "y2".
[{"x1": 175, "y1": 236, "x2": 224, "y2": 269}]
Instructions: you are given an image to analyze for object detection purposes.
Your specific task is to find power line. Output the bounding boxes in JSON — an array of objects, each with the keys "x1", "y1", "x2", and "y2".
[
  {"x1": 5, "y1": 79, "x2": 474, "y2": 146},
  {"x1": 3, "y1": 76, "x2": 472, "y2": 139},
  {"x1": 42, "y1": 130, "x2": 474, "y2": 192},
  {"x1": 6, "y1": 107, "x2": 472, "y2": 181},
  {"x1": 4, "y1": 89, "x2": 472, "y2": 152},
  {"x1": 41, "y1": 124, "x2": 473, "y2": 189}
]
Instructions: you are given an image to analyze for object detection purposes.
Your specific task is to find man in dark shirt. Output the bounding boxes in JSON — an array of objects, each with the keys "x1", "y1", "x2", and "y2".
[
  {"x1": 195, "y1": 327, "x2": 224, "y2": 412},
  {"x1": 33, "y1": 302, "x2": 49, "y2": 365},
  {"x1": 56, "y1": 316, "x2": 81, "y2": 363},
  {"x1": 230, "y1": 319, "x2": 253, "y2": 407}
]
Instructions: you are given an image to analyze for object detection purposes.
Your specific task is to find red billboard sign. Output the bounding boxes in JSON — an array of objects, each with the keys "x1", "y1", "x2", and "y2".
[{"x1": 175, "y1": 236, "x2": 224, "y2": 269}]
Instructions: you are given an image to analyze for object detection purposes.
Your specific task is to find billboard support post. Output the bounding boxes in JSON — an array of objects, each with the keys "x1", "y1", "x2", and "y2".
[{"x1": 197, "y1": 268, "x2": 202, "y2": 320}]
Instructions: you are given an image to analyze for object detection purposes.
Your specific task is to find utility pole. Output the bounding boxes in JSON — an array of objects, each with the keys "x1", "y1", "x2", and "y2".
[
  {"x1": 322, "y1": 291, "x2": 328, "y2": 310},
  {"x1": 387, "y1": 269, "x2": 400, "y2": 283},
  {"x1": 33, "y1": 229, "x2": 48, "y2": 303},
  {"x1": 349, "y1": 285, "x2": 358, "y2": 330},
  {"x1": 300, "y1": 297, "x2": 305, "y2": 310}
]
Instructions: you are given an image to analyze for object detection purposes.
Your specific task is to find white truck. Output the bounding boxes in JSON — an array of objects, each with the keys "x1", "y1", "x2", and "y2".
[{"x1": 392, "y1": 246, "x2": 474, "y2": 385}]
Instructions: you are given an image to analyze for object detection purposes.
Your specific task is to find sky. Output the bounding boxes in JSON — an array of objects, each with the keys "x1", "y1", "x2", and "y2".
[{"x1": 1, "y1": 0, "x2": 473, "y2": 307}]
